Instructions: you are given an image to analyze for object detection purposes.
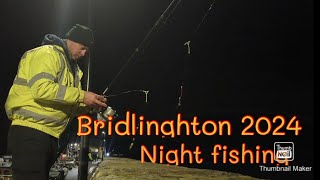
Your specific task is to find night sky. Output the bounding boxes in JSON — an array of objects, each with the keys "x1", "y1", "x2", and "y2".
[{"x1": 0, "y1": 0, "x2": 314, "y2": 179}]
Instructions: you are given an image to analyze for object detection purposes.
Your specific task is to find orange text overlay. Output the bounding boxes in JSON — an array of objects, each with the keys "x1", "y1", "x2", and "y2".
[
  {"x1": 77, "y1": 111, "x2": 232, "y2": 137},
  {"x1": 141, "y1": 143, "x2": 290, "y2": 166},
  {"x1": 77, "y1": 112, "x2": 301, "y2": 137}
]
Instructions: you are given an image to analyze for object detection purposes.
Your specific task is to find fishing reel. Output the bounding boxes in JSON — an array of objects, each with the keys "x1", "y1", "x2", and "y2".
[{"x1": 99, "y1": 106, "x2": 118, "y2": 120}]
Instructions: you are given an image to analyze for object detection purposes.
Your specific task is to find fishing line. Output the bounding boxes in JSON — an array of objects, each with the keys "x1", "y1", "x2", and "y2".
[
  {"x1": 106, "y1": 89, "x2": 149, "y2": 103},
  {"x1": 195, "y1": 0, "x2": 216, "y2": 33},
  {"x1": 177, "y1": 0, "x2": 216, "y2": 108}
]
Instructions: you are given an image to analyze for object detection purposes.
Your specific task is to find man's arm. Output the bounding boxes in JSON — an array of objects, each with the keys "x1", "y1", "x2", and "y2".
[
  {"x1": 28, "y1": 46, "x2": 84, "y2": 104},
  {"x1": 27, "y1": 46, "x2": 107, "y2": 109}
]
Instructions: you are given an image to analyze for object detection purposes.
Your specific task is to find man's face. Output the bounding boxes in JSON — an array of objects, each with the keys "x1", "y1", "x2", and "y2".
[{"x1": 68, "y1": 40, "x2": 89, "y2": 60}]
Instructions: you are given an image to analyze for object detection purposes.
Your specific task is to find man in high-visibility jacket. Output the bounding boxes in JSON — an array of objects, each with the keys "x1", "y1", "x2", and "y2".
[{"x1": 5, "y1": 24, "x2": 107, "y2": 180}]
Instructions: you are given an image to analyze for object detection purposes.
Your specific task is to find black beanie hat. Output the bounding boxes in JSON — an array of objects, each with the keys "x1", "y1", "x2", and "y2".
[{"x1": 65, "y1": 24, "x2": 94, "y2": 47}]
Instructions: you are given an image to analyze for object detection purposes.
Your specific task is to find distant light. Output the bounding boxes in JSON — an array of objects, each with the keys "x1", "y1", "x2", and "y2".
[
  {"x1": 106, "y1": 153, "x2": 110, "y2": 157},
  {"x1": 103, "y1": 139, "x2": 106, "y2": 142},
  {"x1": 74, "y1": 143, "x2": 77, "y2": 146},
  {"x1": 102, "y1": 131, "x2": 105, "y2": 134}
]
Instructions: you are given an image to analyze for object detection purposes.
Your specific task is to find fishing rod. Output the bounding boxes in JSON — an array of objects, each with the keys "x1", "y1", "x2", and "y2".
[
  {"x1": 101, "y1": 0, "x2": 217, "y2": 156},
  {"x1": 98, "y1": 0, "x2": 183, "y2": 156},
  {"x1": 101, "y1": 0, "x2": 217, "y2": 114},
  {"x1": 102, "y1": 0, "x2": 181, "y2": 95},
  {"x1": 99, "y1": 0, "x2": 182, "y2": 119}
]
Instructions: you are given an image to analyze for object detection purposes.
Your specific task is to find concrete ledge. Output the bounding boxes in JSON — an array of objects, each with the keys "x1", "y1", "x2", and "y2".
[{"x1": 92, "y1": 157, "x2": 263, "y2": 180}]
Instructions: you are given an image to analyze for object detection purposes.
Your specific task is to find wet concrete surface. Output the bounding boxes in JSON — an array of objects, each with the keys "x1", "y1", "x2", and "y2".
[{"x1": 92, "y1": 157, "x2": 263, "y2": 180}]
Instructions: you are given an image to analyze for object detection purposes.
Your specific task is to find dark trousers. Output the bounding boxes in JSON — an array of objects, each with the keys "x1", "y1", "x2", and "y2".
[{"x1": 7, "y1": 125, "x2": 58, "y2": 180}]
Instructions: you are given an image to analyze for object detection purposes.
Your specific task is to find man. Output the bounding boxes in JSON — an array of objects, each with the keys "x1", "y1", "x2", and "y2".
[{"x1": 5, "y1": 24, "x2": 107, "y2": 180}]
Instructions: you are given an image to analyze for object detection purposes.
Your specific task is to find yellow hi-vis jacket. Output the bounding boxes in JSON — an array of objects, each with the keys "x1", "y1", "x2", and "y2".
[{"x1": 5, "y1": 45, "x2": 88, "y2": 138}]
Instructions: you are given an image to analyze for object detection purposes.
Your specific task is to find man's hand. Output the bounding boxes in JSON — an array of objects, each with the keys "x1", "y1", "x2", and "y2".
[{"x1": 83, "y1": 91, "x2": 107, "y2": 110}]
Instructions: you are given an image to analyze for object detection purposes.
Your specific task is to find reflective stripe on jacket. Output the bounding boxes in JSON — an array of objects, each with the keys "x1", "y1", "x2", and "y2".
[{"x1": 5, "y1": 45, "x2": 87, "y2": 138}]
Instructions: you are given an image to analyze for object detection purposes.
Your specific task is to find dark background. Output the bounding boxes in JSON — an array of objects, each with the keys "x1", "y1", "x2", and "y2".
[{"x1": 0, "y1": 0, "x2": 314, "y2": 179}]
